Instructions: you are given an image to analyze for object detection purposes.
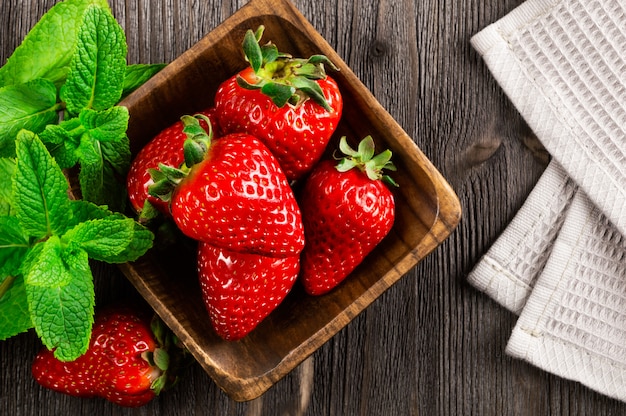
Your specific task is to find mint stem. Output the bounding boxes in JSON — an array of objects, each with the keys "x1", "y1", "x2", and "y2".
[{"x1": 0, "y1": 275, "x2": 16, "y2": 301}]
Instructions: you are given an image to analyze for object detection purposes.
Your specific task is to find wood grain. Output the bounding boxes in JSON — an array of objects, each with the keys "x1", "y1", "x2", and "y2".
[{"x1": 2, "y1": 0, "x2": 626, "y2": 414}]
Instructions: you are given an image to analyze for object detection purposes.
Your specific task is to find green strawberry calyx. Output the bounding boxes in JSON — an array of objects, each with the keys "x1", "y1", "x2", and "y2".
[
  {"x1": 144, "y1": 313, "x2": 191, "y2": 395},
  {"x1": 147, "y1": 114, "x2": 213, "y2": 204},
  {"x1": 237, "y1": 25, "x2": 339, "y2": 111},
  {"x1": 335, "y1": 136, "x2": 399, "y2": 187}
]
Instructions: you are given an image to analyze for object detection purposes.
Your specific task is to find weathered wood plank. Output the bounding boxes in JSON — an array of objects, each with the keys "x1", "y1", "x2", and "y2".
[{"x1": 2, "y1": 1, "x2": 626, "y2": 415}]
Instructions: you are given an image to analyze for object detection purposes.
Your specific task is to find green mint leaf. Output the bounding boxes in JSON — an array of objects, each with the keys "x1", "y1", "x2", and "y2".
[
  {"x1": 0, "y1": 216, "x2": 30, "y2": 277},
  {"x1": 42, "y1": 107, "x2": 130, "y2": 201},
  {"x1": 61, "y1": 6, "x2": 127, "y2": 115},
  {"x1": 0, "y1": 0, "x2": 110, "y2": 88},
  {"x1": 62, "y1": 217, "x2": 135, "y2": 262},
  {"x1": 0, "y1": 79, "x2": 60, "y2": 158},
  {"x1": 18, "y1": 242, "x2": 43, "y2": 281},
  {"x1": 101, "y1": 133, "x2": 130, "y2": 177},
  {"x1": 0, "y1": 159, "x2": 16, "y2": 215},
  {"x1": 105, "y1": 220, "x2": 154, "y2": 263},
  {"x1": 76, "y1": 133, "x2": 131, "y2": 210},
  {"x1": 0, "y1": 275, "x2": 33, "y2": 340},
  {"x1": 67, "y1": 200, "x2": 154, "y2": 262},
  {"x1": 13, "y1": 131, "x2": 72, "y2": 239},
  {"x1": 23, "y1": 236, "x2": 71, "y2": 288},
  {"x1": 122, "y1": 63, "x2": 167, "y2": 97},
  {"x1": 25, "y1": 247, "x2": 94, "y2": 361},
  {"x1": 76, "y1": 135, "x2": 106, "y2": 205},
  {"x1": 68, "y1": 199, "x2": 110, "y2": 225},
  {"x1": 79, "y1": 106, "x2": 129, "y2": 143},
  {"x1": 99, "y1": 135, "x2": 131, "y2": 211},
  {"x1": 39, "y1": 121, "x2": 82, "y2": 169}
]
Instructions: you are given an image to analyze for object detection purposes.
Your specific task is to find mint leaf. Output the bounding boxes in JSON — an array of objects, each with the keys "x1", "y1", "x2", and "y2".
[
  {"x1": 76, "y1": 135, "x2": 106, "y2": 205},
  {"x1": 39, "y1": 121, "x2": 82, "y2": 169},
  {"x1": 101, "y1": 133, "x2": 130, "y2": 172},
  {"x1": 0, "y1": 159, "x2": 16, "y2": 215},
  {"x1": 61, "y1": 6, "x2": 127, "y2": 115},
  {"x1": 79, "y1": 106, "x2": 129, "y2": 143},
  {"x1": 24, "y1": 236, "x2": 74, "y2": 288},
  {"x1": 122, "y1": 63, "x2": 167, "y2": 97},
  {"x1": 76, "y1": 134, "x2": 131, "y2": 210},
  {"x1": 0, "y1": 275, "x2": 33, "y2": 340},
  {"x1": 62, "y1": 217, "x2": 135, "y2": 262},
  {"x1": 13, "y1": 131, "x2": 72, "y2": 239},
  {"x1": 0, "y1": 79, "x2": 60, "y2": 157},
  {"x1": 41, "y1": 107, "x2": 130, "y2": 204},
  {"x1": 106, "y1": 221, "x2": 154, "y2": 263},
  {"x1": 0, "y1": 216, "x2": 30, "y2": 277},
  {"x1": 25, "y1": 247, "x2": 94, "y2": 361},
  {"x1": 68, "y1": 199, "x2": 110, "y2": 225},
  {"x1": 100, "y1": 135, "x2": 131, "y2": 211},
  {"x1": 66, "y1": 200, "x2": 154, "y2": 262},
  {"x1": 40, "y1": 118, "x2": 82, "y2": 147},
  {"x1": 0, "y1": 0, "x2": 110, "y2": 88}
]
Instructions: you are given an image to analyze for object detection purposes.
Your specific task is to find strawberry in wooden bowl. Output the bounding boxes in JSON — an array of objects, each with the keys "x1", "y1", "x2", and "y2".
[
  {"x1": 214, "y1": 26, "x2": 343, "y2": 183},
  {"x1": 299, "y1": 136, "x2": 397, "y2": 296},
  {"x1": 126, "y1": 108, "x2": 217, "y2": 221},
  {"x1": 130, "y1": 113, "x2": 305, "y2": 340}
]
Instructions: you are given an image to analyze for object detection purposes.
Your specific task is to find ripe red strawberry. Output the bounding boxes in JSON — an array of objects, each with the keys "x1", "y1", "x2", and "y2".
[
  {"x1": 197, "y1": 241, "x2": 300, "y2": 340},
  {"x1": 299, "y1": 136, "x2": 397, "y2": 295},
  {"x1": 150, "y1": 114, "x2": 305, "y2": 257},
  {"x1": 214, "y1": 26, "x2": 343, "y2": 182},
  {"x1": 126, "y1": 108, "x2": 217, "y2": 220},
  {"x1": 31, "y1": 306, "x2": 181, "y2": 407}
]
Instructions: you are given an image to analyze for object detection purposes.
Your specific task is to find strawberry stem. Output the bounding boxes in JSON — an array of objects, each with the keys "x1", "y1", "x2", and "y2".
[
  {"x1": 147, "y1": 113, "x2": 215, "y2": 204},
  {"x1": 335, "y1": 136, "x2": 399, "y2": 187},
  {"x1": 238, "y1": 25, "x2": 338, "y2": 111},
  {"x1": 137, "y1": 199, "x2": 160, "y2": 224},
  {"x1": 182, "y1": 114, "x2": 213, "y2": 168},
  {"x1": 144, "y1": 313, "x2": 190, "y2": 396}
]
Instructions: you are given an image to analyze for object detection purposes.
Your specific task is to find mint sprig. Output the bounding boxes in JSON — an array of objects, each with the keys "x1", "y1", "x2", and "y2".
[
  {"x1": 0, "y1": 0, "x2": 164, "y2": 361},
  {"x1": 61, "y1": 5, "x2": 127, "y2": 115},
  {"x1": 1, "y1": 1, "x2": 165, "y2": 210},
  {"x1": 0, "y1": 79, "x2": 61, "y2": 157},
  {"x1": 0, "y1": 131, "x2": 153, "y2": 360},
  {"x1": 13, "y1": 131, "x2": 72, "y2": 239},
  {"x1": 0, "y1": 0, "x2": 111, "y2": 88}
]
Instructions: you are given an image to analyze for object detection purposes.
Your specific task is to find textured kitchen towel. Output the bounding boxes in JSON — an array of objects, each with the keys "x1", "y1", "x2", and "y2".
[
  {"x1": 470, "y1": 0, "x2": 626, "y2": 237},
  {"x1": 468, "y1": 0, "x2": 626, "y2": 402},
  {"x1": 467, "y1": 160, "x2": 578, "y2": 314},
  {"x1": 506, "y1": 190, "x2": 626, "y2": 402}
]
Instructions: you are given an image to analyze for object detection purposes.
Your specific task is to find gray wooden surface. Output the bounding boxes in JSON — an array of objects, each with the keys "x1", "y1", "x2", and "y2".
[{"x1": 2, "y1": 0, "x2": 626, "y2": 415}]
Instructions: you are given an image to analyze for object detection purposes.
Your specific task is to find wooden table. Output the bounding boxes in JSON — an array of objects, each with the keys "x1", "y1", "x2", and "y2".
[{"x1": 2, "y1": 0, "x2": 625, "y2": 415}]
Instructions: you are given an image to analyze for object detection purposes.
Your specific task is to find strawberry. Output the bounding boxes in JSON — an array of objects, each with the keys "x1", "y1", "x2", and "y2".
[
  {"x1": 214, "y1": 26, "x2": 343, "y2": 182},
  {"x1": 126, "y1": 108, "x2": 217, "y2": 221},
  {"x1": 149, "y1": 114, "x2": 305, "y2": 257},
  {"x1": 197, "y1": 241, "x2": 300, "y2": 341},
  {"x1": 299, "y1": 136, "x2": 397, "y2": 295},
  {"x1": 31, "y1": 306, "x2": 182, "y2": 407}
]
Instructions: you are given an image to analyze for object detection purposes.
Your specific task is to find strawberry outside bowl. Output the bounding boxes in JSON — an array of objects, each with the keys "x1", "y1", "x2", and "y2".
[{"x1": 117, "y1": 0, "x2": 461, "y2": 402}]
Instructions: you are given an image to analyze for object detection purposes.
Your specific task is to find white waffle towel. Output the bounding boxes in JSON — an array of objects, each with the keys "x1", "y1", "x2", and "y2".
[{"x1": 468, "y1": 0, "x2": 626, "y2": 402}]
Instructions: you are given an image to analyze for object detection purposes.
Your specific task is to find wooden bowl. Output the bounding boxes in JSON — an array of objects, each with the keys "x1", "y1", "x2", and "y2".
[{"x1": 118, "y1": 0, "x2": 461, "y2": 402}]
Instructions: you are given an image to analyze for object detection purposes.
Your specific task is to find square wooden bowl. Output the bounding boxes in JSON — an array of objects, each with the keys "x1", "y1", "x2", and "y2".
[{"x1": 118, "y1": 0, "x2": 461, "y2": 402}]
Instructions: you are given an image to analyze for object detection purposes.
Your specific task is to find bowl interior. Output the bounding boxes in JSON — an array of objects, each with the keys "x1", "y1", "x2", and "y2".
[{"x1": 119, "y1": 2, "x2": 452, "y2": 401}]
